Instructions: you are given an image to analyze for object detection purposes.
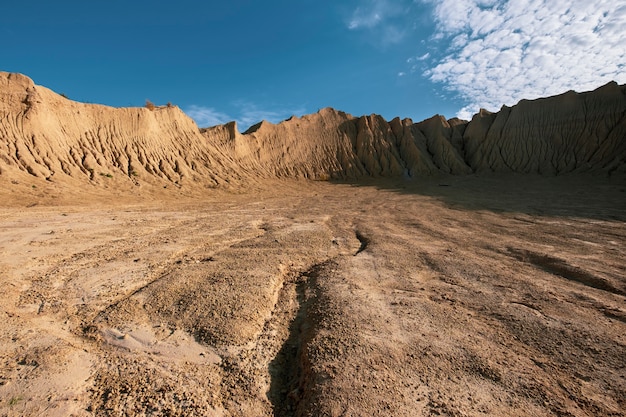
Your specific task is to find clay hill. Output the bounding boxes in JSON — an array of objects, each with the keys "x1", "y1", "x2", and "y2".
[{"x1": 1, "y1": 71, "x2": 625, "y2": 192}]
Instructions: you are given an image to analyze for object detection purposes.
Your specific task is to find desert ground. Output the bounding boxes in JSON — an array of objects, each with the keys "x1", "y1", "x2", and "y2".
[{"x1": 0, "y1": 174, "x2": 625, "y2": 417}]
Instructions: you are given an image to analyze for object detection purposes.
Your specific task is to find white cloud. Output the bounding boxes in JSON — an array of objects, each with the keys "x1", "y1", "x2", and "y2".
[
  {"x1": 348, "y1": 9, "x2": 383, "y2": 29},
  {"x1": 232, "y1": 101, "x2": 307, "y2": 130},
  {"x1": 185, "y1": 102, "x2": 306, "y2": 131},
  {"x1": 346, "y1": 0, "x2": 410, "y2": 44},
  {"x1": 348, "y1": 0, "x2": 393, "y2": 29},
  {"x1": 422, "y1": 0, "x2": 626, "y2": 119},
  {"x1": 185, "y1": 105, "x2": 232, "y2": 127}
]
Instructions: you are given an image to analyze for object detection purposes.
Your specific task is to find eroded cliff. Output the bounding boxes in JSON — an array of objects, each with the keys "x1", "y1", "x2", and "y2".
[
  {"x1": 0, "y1": 72, "x2": 245, "y2": 188},
  {"x1": 1, "y1": 71, "x2": 624, "y2": 189}
]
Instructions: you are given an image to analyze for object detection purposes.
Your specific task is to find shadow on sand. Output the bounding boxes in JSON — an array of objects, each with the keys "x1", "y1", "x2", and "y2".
[{"x1": 329, "y1": 172, "x2": 626, "y2": 221}]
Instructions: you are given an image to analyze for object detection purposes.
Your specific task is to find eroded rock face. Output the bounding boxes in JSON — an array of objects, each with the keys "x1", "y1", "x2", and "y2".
[
  {"x1": 1, "y1": 71, "x2": 625, "y2": 187},
  {"x1": 210, "y1": 82, "x2": 625, "y2": 179},
  {"x1": 0, "y1": 72, "x2": 245, "y2": 187},
  {"x1": 463, "y1": 82, "x2": 626, "y2": 175}
]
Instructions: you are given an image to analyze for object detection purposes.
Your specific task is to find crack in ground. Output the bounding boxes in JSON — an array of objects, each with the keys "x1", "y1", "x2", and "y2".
[
  {"x1": 216, "y1": 260, "x2": 329, "y2": 416},
  {"x1": 354, "y1": 230, "x2": 370, "y2": 256},
  {"x1": 268, "y1": 260, "x2": 335, "y2": 417},
  {"x1": 83, "y1": 218, "x2": 342, "y2": 416}
]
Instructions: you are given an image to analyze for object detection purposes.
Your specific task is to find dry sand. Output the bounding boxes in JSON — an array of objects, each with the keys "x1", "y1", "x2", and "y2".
[{"x1": 0, "y1": 175, "x2": 624, "y2": 416}]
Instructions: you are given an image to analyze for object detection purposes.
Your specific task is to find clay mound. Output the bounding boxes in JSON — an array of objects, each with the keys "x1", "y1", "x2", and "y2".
[
  {"x1": 203, "y1": 109, "x2": 472, "y2": 180},
  {"x1": 0, "y1": 72, "x2": 245, "y2": 189},
  {"x1": 1, "y1": 71, "x2": 625, "y2": 191},
  {"x1": 203, "y1": 83, "x2": 626, "y2": 180},
  {"x1": 463, "y1": 82, "x2": 626, "y2": 175}
]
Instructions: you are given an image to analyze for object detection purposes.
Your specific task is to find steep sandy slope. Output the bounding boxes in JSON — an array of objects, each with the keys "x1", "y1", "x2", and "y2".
[
  {"x1": 463, "y1": 82, "x2": 626, "y2": 174},
  {"x1": 203, "y1": 82, "x2": 625, "y2": 179},
  {"x1": 1, "y1": 71, "x2": 625, "y2": 190},
  {"x1": 0, "y1": 72, "x2": 246, "y2": 189},
  {"x1": 203, "y1": 110, "x2": 472, "y2": 180}
]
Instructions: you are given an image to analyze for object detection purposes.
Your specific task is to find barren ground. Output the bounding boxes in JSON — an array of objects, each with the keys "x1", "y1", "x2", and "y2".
[{"x1": 0, "y1": 175, "x2": 625, "y2": 417}]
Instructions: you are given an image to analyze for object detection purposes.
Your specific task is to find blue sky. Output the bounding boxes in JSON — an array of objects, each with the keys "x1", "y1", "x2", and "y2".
[{"x1": 3, "y1": 0, "x2": 625, "y2": 130}]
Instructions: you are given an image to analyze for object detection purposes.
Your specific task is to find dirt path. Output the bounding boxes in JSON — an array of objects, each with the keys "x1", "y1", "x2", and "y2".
[{"x1": 0, "y1": 176, "x2": 624, "y2": 416}]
